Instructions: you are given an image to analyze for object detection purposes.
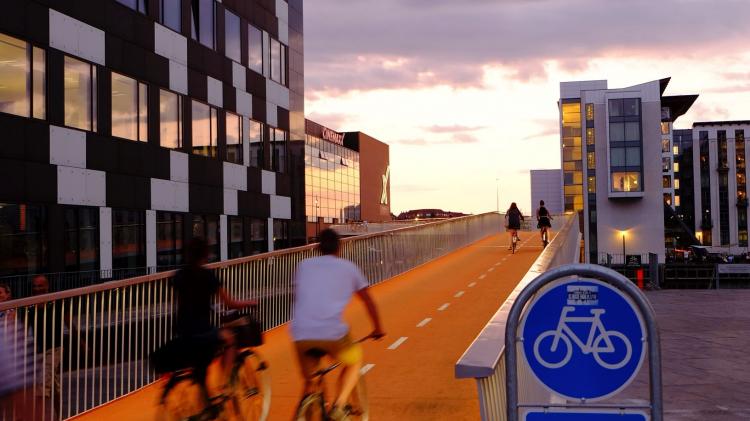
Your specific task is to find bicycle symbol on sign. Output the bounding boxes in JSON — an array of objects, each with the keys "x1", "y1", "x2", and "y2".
[{"x1": 533, "y1": 306, "x2": 632, "y2": 370}]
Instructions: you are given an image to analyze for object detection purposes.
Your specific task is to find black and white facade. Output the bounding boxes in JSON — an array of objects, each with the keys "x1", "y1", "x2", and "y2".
[{"x1": 0, "y1": 0, "x2": 305, "y2": 283}]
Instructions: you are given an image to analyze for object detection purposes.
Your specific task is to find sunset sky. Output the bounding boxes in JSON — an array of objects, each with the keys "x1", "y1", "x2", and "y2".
[{"x1": 304, "y1": 0, "x2": 750, "y2": 215}]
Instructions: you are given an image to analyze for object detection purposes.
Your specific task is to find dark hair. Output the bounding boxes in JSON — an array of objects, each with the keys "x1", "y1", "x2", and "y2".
[
  {"x1": 0, "y1": 283, "x2": 10, "y2": 295},
  {"x1": 186, "y1": 237, "x2": 209, "y2": 266},
  {"x1": 540, "y1": 200, "x2": 545, "y2": 206},
  {"x1": 318, "y1": 229, "x2": 340, "y2": 255},
  {"x1": 509, "y1": 202, "x2": 518, "y2": 211}
]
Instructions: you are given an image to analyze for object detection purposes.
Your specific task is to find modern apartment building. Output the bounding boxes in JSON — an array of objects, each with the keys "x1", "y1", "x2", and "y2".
[
  {"x1": 0, "y1": 0, "x2": 304, "y2": 283},
  {"x1": 530, "y1": 169, "x2": 563, "y2": 215},
  {"x1": 559, "y1": 78, "x2": 697, "y2": 263}
]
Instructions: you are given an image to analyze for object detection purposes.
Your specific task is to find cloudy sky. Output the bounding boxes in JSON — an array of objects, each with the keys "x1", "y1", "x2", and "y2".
[{"x1": 304, "y1": 0, "x2": 750, "y2": 215}]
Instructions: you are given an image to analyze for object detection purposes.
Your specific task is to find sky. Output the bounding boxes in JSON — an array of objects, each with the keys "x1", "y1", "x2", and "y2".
[{"x1": 303, "y1": 0, "x2": 750, "y2": 215}]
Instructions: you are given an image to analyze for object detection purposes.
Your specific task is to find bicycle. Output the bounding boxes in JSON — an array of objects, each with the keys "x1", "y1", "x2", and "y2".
[
  {"x1": 511, "y1": 230, "x2": 520, "y2": 254},
  {"x1": 294, "y1": 337, "x2": 374, "y2": 421},
  {"x1": 541, "y1": 226, "x2": 549, "y2": 248},
  {"x1": 156, "y1": 311, "x2": 271, "y2": 421}
]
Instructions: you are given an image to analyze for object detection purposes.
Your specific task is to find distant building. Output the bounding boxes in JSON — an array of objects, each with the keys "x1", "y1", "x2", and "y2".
[
  {"x1": 530, "y1": 169, "x2": 563, "y2": 214},
  {"x1": 559, "y1": 78, "x2": 697, "y2": 263},
  {"x1": 396, "y1": 209, "x2": 467, "y2": 220}
]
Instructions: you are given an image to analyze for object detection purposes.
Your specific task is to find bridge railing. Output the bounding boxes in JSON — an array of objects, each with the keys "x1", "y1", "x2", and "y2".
[
  {"x1": 454, "y1": 213, "x2": 581, "y2": 421},
  {"x1": 0, "y1": 212, "x2": 502, "y2": 420}
]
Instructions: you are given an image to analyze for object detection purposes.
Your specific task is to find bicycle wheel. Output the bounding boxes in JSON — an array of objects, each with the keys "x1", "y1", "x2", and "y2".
[
  {"x1": 294, "y1": 393, "x2": 326, "y2": 421},
  {"x1": 346, "y1": 376, "x2": 369, "y2": 421},
  {"x1": 156, "y1": 374, "x2": 206, "y2": 421},
  {"x1": 232, "y1": 350, "x2": 271, "y2": 421}
]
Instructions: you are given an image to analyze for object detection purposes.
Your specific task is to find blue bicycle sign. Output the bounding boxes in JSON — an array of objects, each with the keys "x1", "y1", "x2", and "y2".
[{"x1": 520, "y1": 278, "x2": 646, "y2": 401}]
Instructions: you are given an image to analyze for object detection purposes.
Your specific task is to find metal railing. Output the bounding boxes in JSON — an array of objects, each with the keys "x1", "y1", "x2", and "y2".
[
  {"x1": 454, "y1": 213, "x2": 581, "y2": 421},
  {"x1": 0, "y1": 212, "x2": 502, "y2": 420}
]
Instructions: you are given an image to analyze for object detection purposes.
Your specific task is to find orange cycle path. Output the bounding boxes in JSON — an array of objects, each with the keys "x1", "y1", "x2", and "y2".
[{"x1": 73, "y1": 233, "x2": 544, "y2": 421}]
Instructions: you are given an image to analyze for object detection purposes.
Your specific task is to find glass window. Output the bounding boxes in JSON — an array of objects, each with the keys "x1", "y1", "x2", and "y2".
[
  {"x1": 609, "y1": 122, "x2": 624, "y2": 142},
  {"x1": 248, "y1": 25, "x2": 263, "y2": 74},
  {"x1": 63, "y1": 207, "x2": 99, "y2": 272},
  {"x1": 662, "y1": 137, "x2": 670, "y2": 153},
  {"x1": 586, "y1": 128, "x2": 595, "y2": 145},
  {"x1": 112, "y1": 72, "x2": 148, "y2": 142},
  {"x1": 625, "y1": 122, "x2": 640, "y2": 142},
  {"x1": 587, "y1": 151, "x2": 596, "y2": 168},
  {"x1": 156, "y1": 211, "x2": 183, "y2": 269},
  {"x1": 225, "y1": 9, "x2": 241, "y2": 62},
  {"x1": 226, "y1": 111, "x2": 242, "y2": 164},
  {"x1": 623, "y1": 98, "x2": 640, "y2": 116},
  {"x1": 663, "y1": 175, "x2": 671, "y2": 188},
  {"x1": 250, "y1": 218, "x2": 266, "y2": 254},
  {"x1": 192, "y1": 214, "x2": 219, "y2": 262},
  {"x1": 281, "y1": 45, "x2": 286, "y2": 85},
  {"x1": 673, "y1": 145, "x2": 679, "y2": 155},
  {"x1": 116, "y1": 0, "x2": 148, "y2": 13},
  {"x1": 611, "y1": 172, "x2": 642, "y2": 192},
  {"x1": 610, "y1": 147, "x2": 625, "y2": 167},
  {"x1": 160, "y1": 89, "x2": 182, "y2": 149},
  {"x1": 248, "y1": 119, "x2": 263, "y2": 168},
  {"x1": 675, "y1": 195, "x2": 681, "y2": 206},
  {"x1": 228, "y1": 216, "x2": 243, "y2": 259},
  {"x1": 608, "y1": 99, "x2": 623, "y2": 117},
  {"x1": 673, "y1": 162, "x2": 680, "y2": 173},
  {"x1": 112, "y1": 209, "x2": 146, "y2": 270},
  {"x1": 625, "y1": 147, "x2": 641, "y2": 166},
  {"x1": 674, "y1": 179, "x2": 680, "y2": 189},
  {"x1": 270, "y1": 38, "x2": 281, "y2": 83},
  {"x1": 662, "y1": 157, "x2": 671, "y2": 172},
  {"x1": 272, "y1": 128, "x2": 287, "y2": 173},
  {"x1": 191, "y1": 100, "x2": 217, "y2": 157},
  {"x1": 191, "y1": 0, "x2": 215, "y2": 49},
  {"x1": 161, "y1": 0, "x2": 181, "y2": 32},
  {"x1": 587, "y1": 176, "x2": 596, "y2": 193},
  {"x1": 585, "y1": 103, "x2": 594, "y2": 121},
  {"x1": 0, "y1": 34, "x2": 45, "y2": 119},
  {"x1": 661, "y1": 122, "x2": 670, "y2": 135},
  {"x1": 273, "y1": 219, "x2": 289, "y2": 250},
  {"x1": 0, "y1": 203, "x2": 48, "y2": 276},
  {"x1": 64, "y1": 56, "x2": 96, "y2": 131}
]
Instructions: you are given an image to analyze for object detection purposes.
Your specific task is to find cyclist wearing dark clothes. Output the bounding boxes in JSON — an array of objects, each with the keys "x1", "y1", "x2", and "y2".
[
  {"x1": 505, "y1": 202, "x2": 524, "y2": 250},
  {"x1": 166, "y1": 238, "x2": 256, "y2": 402},
  {"x1": 536, "y1": 200, "x2": 554, "y2": 244}
]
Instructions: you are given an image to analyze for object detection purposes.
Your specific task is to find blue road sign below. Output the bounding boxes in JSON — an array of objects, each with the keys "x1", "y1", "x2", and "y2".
[
  {"x1": 520, "y1": 278, "x2": 646, "y2": 401},
  {"x1": 525, "y1": 410, "x2": 648, "y2": 421}
]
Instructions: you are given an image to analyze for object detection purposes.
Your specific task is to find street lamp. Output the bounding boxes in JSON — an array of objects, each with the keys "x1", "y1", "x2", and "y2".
[{"x1": 619, "y1": 230, "x2": 627, "y2": 262}]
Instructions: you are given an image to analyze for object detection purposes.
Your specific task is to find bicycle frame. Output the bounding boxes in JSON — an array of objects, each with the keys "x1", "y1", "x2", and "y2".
[{"x1": 550, "y1": 306, "x2": 615, "y2": 354}]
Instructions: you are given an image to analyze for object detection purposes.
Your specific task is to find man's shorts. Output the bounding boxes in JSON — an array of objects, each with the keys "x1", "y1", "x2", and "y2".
[{"x1": 294, "y1": 334, "x2": 363, "y2": 379}]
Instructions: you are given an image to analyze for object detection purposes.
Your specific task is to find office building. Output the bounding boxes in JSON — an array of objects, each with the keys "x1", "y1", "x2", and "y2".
[
  {"x1": 304, "y1": 120, "x2": 391, "y2": 241},
  {"x1": 530, "y1": 169, "x2": 563, "y2": 214},
  {"x1": 559, "y1": 78, "x2": 697, "y2": 263},
  {"x1": 0, "y1": 0, "x2": 304, "y2": 282}
]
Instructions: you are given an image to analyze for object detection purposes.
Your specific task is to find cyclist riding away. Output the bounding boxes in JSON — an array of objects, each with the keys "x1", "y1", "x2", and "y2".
[
  {"x1": 505, "y1": 202, "x2": 524, "y2": 250},
  {"x1": 163, "y1": 238, "x2": 257, "y2": 406},
  {"x1": 536, "y1": 200, "x2": 553, "y2": 245},
  {"x1": 291, "y1": 229, "x2": 385, "y2": 421}
]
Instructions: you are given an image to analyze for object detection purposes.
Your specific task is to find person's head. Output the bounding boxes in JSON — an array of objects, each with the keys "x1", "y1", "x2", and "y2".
[
  {"x1": 318, "y1": 229, "x2": 341, "y2": 256},
  {"x1": 32, "y1": 275, "x2": 49, "y2": 296},
  {"x1": 509, "y1": 202, "x2": 518, "y2": 211},
  {"x1": 186, "y1": 237, "x2": 210, "y2": 267},
  {"x1": 0, "y1": 284, "x2": 11, "y2": 302},
  {"x1": 539, "y1": 200, "x2": 545, "y2": 206}
]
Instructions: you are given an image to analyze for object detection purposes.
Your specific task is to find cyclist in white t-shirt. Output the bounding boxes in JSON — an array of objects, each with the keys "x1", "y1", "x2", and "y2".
[{"x1": 290, "y1": 229, "x2": 384, "y2": 420}]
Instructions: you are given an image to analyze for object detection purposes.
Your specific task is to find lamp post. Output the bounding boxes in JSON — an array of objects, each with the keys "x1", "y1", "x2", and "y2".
[
  {"x1": 620, "y1": 230, "x2": 627, "y2": 263},
  {"x1": 496, "y1": 178, "x2": 500, "y2": 213}
]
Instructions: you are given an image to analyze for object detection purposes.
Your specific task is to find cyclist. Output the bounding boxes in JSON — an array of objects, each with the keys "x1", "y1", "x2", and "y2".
[
  {"x1": 162, "y1": 238, "x2": 257, "y2": 406},
  {"x1": 536, "y1": 200, "x2": 553, "y2": 245},
  {"x1": 505, "y1": 202, "x2": 524, "y2": 250},
  {"x1": 291, "y1": 229, "x2": 384, "y2": 421}
]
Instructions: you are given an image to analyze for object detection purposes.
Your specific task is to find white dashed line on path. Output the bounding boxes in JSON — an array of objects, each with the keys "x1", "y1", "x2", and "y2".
[
  {"x1": 388, "y1": 337, "x2": 408, "y2": 350},
  {"x1": 438, "y1": 303, "x2": 450, "y2": 311},
  {"x1": 468, "y1": 282, "x2": 477, "y2": 288},
  {"x1": 360, "y1": 364, "x2": 375, "y2": 375},
  {"x1": 488, "y1": 267, "x2": 495, "y2": 272},
  {"x1": 454, "y1": 291, "x2": 465, "y2": 298},
  {"x1": 416, "y1": 318, "x2": 432, "y2": 328},
  {"x1": 479, "y1": 274, "x2": 487, "y2": 280},
  {"x1": 495, "y1": 262, "x2": 502, "y2": 266}
]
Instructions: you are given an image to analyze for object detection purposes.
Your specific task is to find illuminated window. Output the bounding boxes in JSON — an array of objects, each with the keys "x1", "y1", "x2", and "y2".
[
  {"x1": 674, "y1": 179, "x2": 680, "y2": 189},
  {"x1": 587, "y1": 151, "x2": 596, "y2": 168},
  {"x1": 111, "y1": 72, "x2": 148, "y2": 142},
  {"x1": 661, "y1": 122, "x2": 670, "y2": 135},
  {"x1": 0, "y1": 33, "x2": 45, "y2": 120},
  {"x1": 673, "y1": 145, "x2": 679, "y2": 155},
  {"x1": 586, "y1": 128, "x2": 595, "y2": 145},
  {"x1": 662, "y1": 137, "x2": 670, "y2": 153},
  {"x1": 673, "y1": 162, "x2": 679, "y2": 173},
  {"x1": 675, "y1": 196, "x2": 681, "y2": 206},
  {"x1": 191, "y1": 100, "x2": 217, "y2": 157},
  {"x1": 585, "y1": 103, "x2": 594, "y2": 121},
  {"x1": 587, "y1": 176, "x2": 596, "y2": 193},
  {"x1": 159, "y1": 89, "x2": 181, "y2": 149},
  {"x1": 611, "y1": 172, "x2": 641, "y2": 192},
  {"x1": 64, "y1": 56, "x2": 96, "y2": 131}
]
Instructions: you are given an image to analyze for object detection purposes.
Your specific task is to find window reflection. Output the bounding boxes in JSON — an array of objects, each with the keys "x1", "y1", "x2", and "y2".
[
  {"x1": 191, "y1": 0, "x2": 215, "y2": 49},
  {"x1": 0, "y1": 34, "x2": 45, "y2": 119},
  {"x1": 160, "y1": 89, "x2": 181, "y2": 149},
  {"x1": 225, "y1": 9, "x2": 241, "y2": 62},
  {"x1": 191, "y1": 100, "x2": 217, "y2": 157},
  {"x1": 248, "y1": 25, "x2": 263, "y2": 74},
  {"x1": 0, "y1": 203, "x2": 48, "y2": 276},
  {"x1": 161, "y1": 0, "x2": 181, "y2": 32},
  {"x1": 64, "y1": 56, "x2": 96, "y2": 131},
  {"x1": 226, "y1": 111, "x2": 242, "y2": 164},
  {"x1": 112, "y1": 72, "x2": 148, "y2": 142},
  {"x1": 272, "y1": 127, "x2": 287, "y2": 173}
]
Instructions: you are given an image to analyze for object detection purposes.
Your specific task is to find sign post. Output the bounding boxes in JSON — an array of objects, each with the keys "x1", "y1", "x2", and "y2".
[{"x1": 504, "y1": 264, "x2": 662, "y2": 421}]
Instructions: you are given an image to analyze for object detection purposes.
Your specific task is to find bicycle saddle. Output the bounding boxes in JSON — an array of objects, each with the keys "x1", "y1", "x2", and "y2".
[{"x1": 304, "y1": 348, "x2": 328, "y2": 359}]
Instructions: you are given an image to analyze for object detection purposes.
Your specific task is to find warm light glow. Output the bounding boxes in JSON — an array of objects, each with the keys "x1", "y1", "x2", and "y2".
[{"x1": 619, "y1": 230, "x2": 628, "y2": 238}]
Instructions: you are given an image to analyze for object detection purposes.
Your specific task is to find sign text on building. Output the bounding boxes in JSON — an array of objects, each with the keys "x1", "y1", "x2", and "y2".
[{"x1": 322, "y1": 127, "x2": 344, "y2": 145}]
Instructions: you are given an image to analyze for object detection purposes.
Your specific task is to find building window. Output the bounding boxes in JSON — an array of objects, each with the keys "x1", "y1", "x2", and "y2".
[
  {"x1": 228, "y1": 216, "x2": 243, "y2": 259},
  {"x1": 664, "y1": 193, "x2": 672, "y2": 206},
  {"x1": 112, "y1": 209, "x2": 146, "y2": 270},
  {"x1": 662, "y1": 137, "x2": 670, "y2": 153},
  {"x1": 561, "y1": 101, "x2": 583, "y2": 212},
  {"x1": 64, "y1": 56, "x2": 97, "y2": 131},
  {"x1": 248, "y1": 120, "x2": 264, "y2": 168},
  {"x1": 250, "y1": 218, "x2": 267, "y2": 254},
  {"x1": 673, "y1": 162, "x2": 679, "y2": 173},
  {"x1": 224, "y1": 9, "x2": 241, "y2": 63},
  {"x1": 191, "y1": 0, "x2": 215, "y2": 49},
  {"x1": 270, "y1": 38, "x2": 281, "y2": 83},
  {"x1": 608, "y1": 98, "x2": 640, "y2": 117},
  {"x1": 675, "y1": 195, "x2": 681, "y2": 207},
  {"x1": 611, "y1": 172, "x2": 641, "y2": 192},
  {"x1": 587, "y1": 176, "x2": 596, "y2": 193},
  {"x1": 226, "y1": 111, "x2": 242, "y2": 164},
  {"x1": 160, "y1": 89, "x2": 182, "y2": 149},
  {"x1": 0, "y1": 34, "x2": 46, "y2": 120},
  {"x1": 248, "y1": 25, "x2": 263, "y2": 74},
  {"x1": 718, "y1": 130, "x2": 730, "y2": 245},
  {"x1": 63, "y1": 207, "x2": 99, "y2": 272},
  {"x1": 271, "y1": 127, "x2": 287, "y2": 173},
  {"x1": 156, "y1": 212, "x2": 183, "y2": 269},
  {"x1": 674, "y1": 179, "x2": 680, "y2": 190},
  {"x1": 587, "y1": 151, "x2": 596, "y2": 169},
  {"x1": 161, "y1": 0, "x2": 181, "y2": 32},
  {"x1": 191, "y1": 100, "x2": 217, "y2": 157},
  {"x1": 0, "y1": 203, "x2": 47, "y2": 276},
  {"x1": 586, "y1": 128, "x2": 595, "y2": 146},
  {"x1": 116, "y1": 0, "x2": 148, "y2": 13},
  {"x1": 737, "y1": 129, "x2": 747, "y2": 247},
  {"x1": 273, "y1": 219, "x2": 289, "y2": 250},
  {"x1": 111, "y1": 72, "x2": 148, "y2": 142},
  {"x1": 661, "y1": 122, "x2": 670, "y2": 135},
  {"x1": 662, "y1": 157, "x2": 671, "y2": 172},
  {"x1": 585, "y1": 103, "x2": 594, "y2": 122},
  {"x1": 673, "y1": 145, "x2": 679, "y2": 155},
  {"x1": 192, "y1": 215, "x2": 219, "y2": 262},
  {"x1": 662, "y1": 175, "x2": 671, "y2": 189}
]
